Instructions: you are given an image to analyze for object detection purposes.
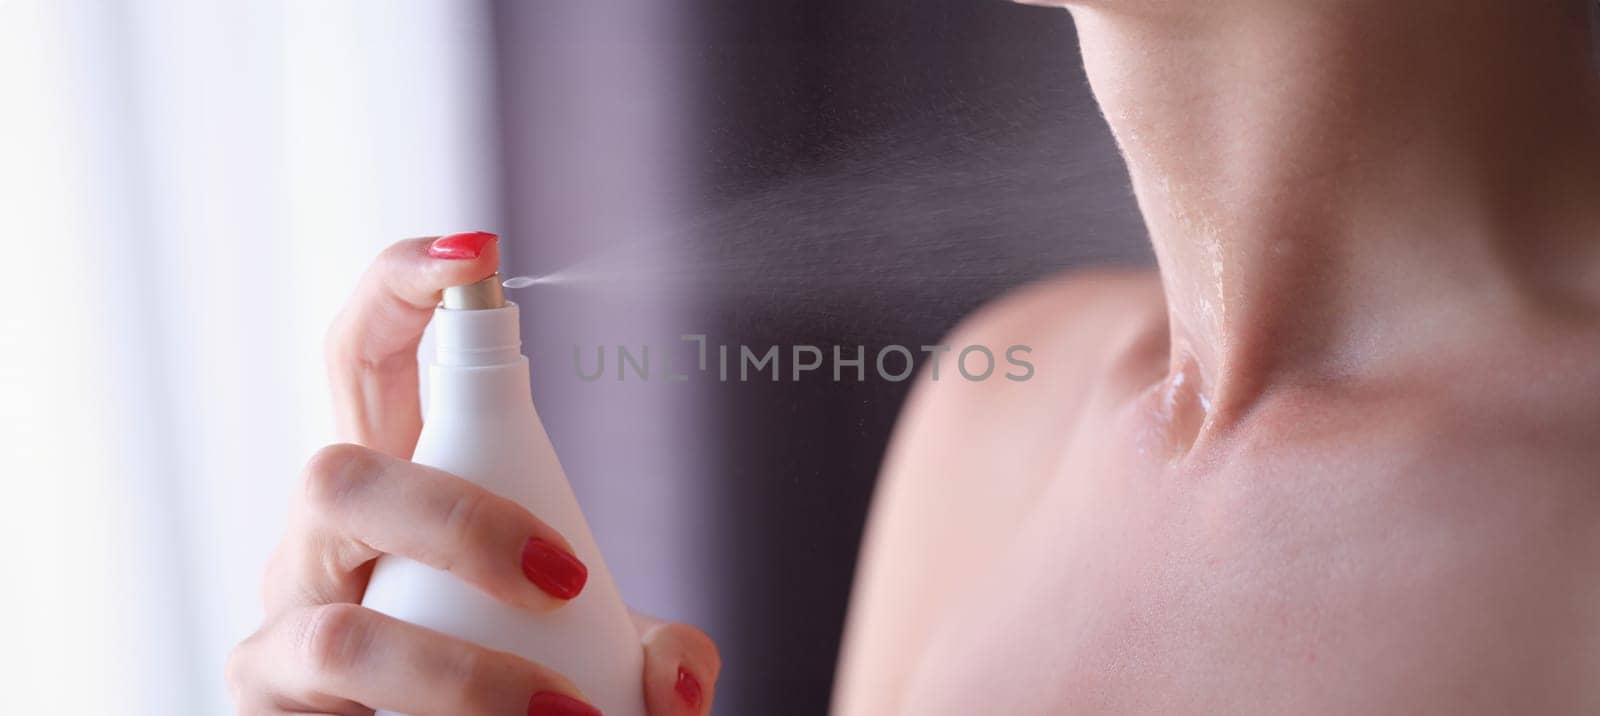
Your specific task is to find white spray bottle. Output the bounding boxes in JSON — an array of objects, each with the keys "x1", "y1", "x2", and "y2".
[{"x1": 361, "y1": 274, "x2": 646, "y2": 716}]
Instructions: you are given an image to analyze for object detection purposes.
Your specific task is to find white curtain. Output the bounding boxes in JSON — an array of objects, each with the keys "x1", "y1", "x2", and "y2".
[{"x1": 0, "y1": 1, "x2": 499, "y2": 712}]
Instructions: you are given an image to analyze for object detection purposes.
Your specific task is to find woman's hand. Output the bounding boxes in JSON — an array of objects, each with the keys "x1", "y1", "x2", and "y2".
[{"x1": 228, "y1": 235, "x2": 720, "y2": 715}]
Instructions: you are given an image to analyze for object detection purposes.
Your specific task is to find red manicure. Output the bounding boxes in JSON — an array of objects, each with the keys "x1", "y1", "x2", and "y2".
[
  {"x1": 521, "y1": 537, "x2": 588, "y2": 600},
  {"x1": 675, "y1": 665, "x2": 703, "y2": 710},
  {"x1": 427, "y1": 231, "x2": 497, "y2": 259},
  {"x1": 527, "y1": 691, "x2": 601, "y2": 716}
]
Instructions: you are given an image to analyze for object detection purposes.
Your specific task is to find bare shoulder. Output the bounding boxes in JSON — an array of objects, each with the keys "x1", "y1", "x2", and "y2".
[
  {"x1": 832, "y1": 267, "x2": 1168, "y2": 715},
  {"x1": 928, "y1": 265, "x2": 1167, "y2": 407},
  {"x1": 876, "y1": 267, "x2": 1169, "y2": 497},
  {"x1": 950, "y1": 265, "x2": 1164, "y2": 337},
  {"x1": 888, "y1": 264, "x2": 1169, "y2": 492}
]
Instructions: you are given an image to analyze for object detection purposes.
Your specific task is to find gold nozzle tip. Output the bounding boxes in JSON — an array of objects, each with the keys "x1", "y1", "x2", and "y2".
[{"x1": 441, "y1": 273, "x2": 506, "y2": 310}]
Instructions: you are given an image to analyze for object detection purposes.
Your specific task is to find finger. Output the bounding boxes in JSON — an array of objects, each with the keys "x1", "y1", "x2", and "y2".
[
  {"x1": 231, "y1": 692, "x2": 364, "y2": 716},
  {"x1": 634, "y1": 613, "x2": 722, "y2": 716},
  {"x1": 326, "y1": 232, "x2": 500, "y2": 457},
  {"x1": 230, "y1": 604, "x2": 597, "y2": 716},
  {"x1": 264, "y1": 444, "x2": 587, "y2": 613}
]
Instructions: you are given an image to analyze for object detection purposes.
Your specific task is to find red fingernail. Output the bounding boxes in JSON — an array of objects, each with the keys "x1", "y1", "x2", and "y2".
[
  {"x1": 521, "y1": 537, "x2": 588, "y2": 600},
  {"x1": 427, "y1": 231, "x2": 497, "y2": 259},
  {"x1": 527, "y1": 691, "x2": 601, "y2": 716},
  {"x1": 674, "y1": 665, "x2": 703, "y2": 710}
]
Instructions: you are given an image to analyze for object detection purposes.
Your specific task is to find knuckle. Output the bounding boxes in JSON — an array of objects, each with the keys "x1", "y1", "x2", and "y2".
[
  {"x1": 440, "y1": 645, "x2": 509, "y2": 707},
  {"x1": 323, "y1": 313, "x2": 351, "y2": 364},
  {"x1": 439, "y1": 490, "x2": 492, "y2": 564},
  {"x1": 301, "y1": 444, "x2": 377, "y2": 515},
  {"x1": 324, "y1": 330, "x2": 366, "y2": 379},
  {"x1": 299, "y1": 603, "x2": 374, "y2": 676}
]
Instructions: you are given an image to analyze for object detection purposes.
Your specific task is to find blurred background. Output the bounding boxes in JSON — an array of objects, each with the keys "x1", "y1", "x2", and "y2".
[{"x1": 0, "y1": 0, "x2": 1144, "y2": 713}]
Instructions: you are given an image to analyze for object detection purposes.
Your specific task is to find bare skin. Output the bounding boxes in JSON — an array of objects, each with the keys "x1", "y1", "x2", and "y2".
[{"x1": 837, "y1": 0, "x2": 1600, "y2": 713}]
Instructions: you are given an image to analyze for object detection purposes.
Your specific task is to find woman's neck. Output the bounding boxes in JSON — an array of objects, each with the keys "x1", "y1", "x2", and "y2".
[{"x1": 1069, "y1": 0, "x2": 1600, "y2": 429}]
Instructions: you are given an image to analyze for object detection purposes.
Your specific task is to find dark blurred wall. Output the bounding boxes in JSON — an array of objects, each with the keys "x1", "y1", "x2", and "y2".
[{"x1": 492, "y1": 1, "x2": 1147, "y2": 713}]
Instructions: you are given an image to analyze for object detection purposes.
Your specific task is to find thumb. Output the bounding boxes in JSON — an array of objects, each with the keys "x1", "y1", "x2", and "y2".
[{"x1": 326, "y1": 233, "x2": 500, "y2": 456}]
